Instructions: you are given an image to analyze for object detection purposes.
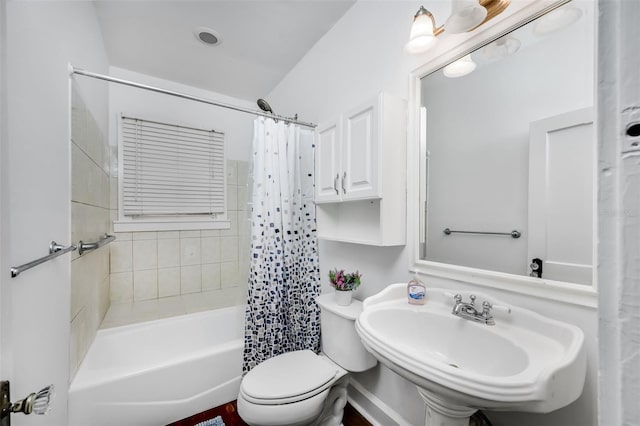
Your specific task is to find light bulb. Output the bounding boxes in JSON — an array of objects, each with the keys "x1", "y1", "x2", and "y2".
[
  {"x1": 444, "y1": 0, "x2": 487, "y2": 34},
  {"x1": 406, "y1": 6, "x2": 437, "y2": 54},
  {"x1": 443, "y1": 55, "x2": 477, "y2": 78},
  {"x1": 481, "y1": 36, "x2": 521, "y2": 61}
]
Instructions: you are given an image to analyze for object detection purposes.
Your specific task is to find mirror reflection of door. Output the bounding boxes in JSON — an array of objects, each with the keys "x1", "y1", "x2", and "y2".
[{"x1": 528, "y1": 108, "x2": 594, "y2": 285}]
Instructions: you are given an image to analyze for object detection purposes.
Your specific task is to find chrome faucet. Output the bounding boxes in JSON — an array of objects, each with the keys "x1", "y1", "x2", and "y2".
[{"x1": 451, "y1": 294, "x2": 496, "y2": 325}]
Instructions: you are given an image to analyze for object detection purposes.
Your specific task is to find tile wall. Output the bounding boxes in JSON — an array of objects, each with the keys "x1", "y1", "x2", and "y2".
[
  {"x1": 70, "y1": 85, "x2": 111, "y2": 379},
  {"x1": 107, "y1": 160, "x2": 250, "y2": 317}
]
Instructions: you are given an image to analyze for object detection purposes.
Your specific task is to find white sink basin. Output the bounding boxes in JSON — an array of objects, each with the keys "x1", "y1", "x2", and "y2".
[{"x1": 356, "y1": 284, "x2": 586, "y2": 423}]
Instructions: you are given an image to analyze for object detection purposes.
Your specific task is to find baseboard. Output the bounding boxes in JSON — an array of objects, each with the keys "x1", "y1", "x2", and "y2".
[{"x1": 347, "y1": 378, "x2": 411, "y2": 426}]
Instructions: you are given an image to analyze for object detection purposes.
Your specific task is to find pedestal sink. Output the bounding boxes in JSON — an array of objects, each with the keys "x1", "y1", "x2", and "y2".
[{"x1": 355, "y1": 284, "x2": 586, "y2": 426}]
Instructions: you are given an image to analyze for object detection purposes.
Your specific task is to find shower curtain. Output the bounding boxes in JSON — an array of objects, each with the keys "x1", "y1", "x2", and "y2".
[{"x1": 243, "y1": 117, "x2": 321, "y2": 373}]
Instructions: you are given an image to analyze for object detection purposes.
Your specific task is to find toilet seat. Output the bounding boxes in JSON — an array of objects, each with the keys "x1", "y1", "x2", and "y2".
[{"x1": 240, "y1": 350, "x2": 339, "y2": 405}]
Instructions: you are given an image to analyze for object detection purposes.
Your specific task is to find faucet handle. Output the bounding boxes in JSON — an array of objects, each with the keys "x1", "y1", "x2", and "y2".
[
  {"x1": 469, "y1": 294, "x2": 476, "y2": 306},
  {"x1": 453, "y1": 293, "x2": 462, "y2": 303},
  {"x1": 483, "y1": 301, "x2": 512, "y2": 315},
  {"x1": 493, "y1": 304, "x2": 512, "y2": 315},
  {"x1": 481, "y1": 301, "x2": 494, "y2": 317}
]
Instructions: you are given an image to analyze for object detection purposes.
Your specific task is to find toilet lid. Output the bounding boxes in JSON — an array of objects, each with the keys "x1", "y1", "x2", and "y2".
[{"x1": 241, "y1": 350, "x2": 337, "y2": 402}]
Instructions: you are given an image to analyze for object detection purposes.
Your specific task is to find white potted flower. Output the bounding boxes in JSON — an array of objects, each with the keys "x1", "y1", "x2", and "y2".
[{"x1": 328, "y1": 268, "x2": 362, "y2": 306}]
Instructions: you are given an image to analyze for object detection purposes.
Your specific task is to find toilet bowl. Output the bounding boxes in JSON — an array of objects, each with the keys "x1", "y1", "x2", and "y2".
[{"x1": 237, "y1": 293, "x2": 377, "y2": 426}]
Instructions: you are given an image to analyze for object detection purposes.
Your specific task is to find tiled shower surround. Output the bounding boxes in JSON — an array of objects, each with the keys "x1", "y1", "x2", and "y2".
[
  {"x1": 70, "y1": 85, "x2": 111, "y2": 378},
  {"x1": 107, "y1": 160, "x2": 250, "y2": 321},
  {"x1": 71, "y1": 86, "x2": 251, "y2": 373}
]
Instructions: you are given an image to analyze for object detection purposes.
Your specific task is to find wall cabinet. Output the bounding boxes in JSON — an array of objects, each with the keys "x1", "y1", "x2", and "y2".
[
  {"x1": 314, "y1": 92, "x2": 406, "y2": 246},
  {"x1": 316, "y1": 99, "x2": 380, "y2": 202}
]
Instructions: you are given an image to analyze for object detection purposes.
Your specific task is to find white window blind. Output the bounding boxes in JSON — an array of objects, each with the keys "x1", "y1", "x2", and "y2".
[{"x1": 121, "y1": 116, "x2": 225, "y2": 217}]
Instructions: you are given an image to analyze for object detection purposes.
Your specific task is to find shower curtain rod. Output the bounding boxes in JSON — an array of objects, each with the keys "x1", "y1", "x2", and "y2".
[{"x1": 70, "y1": 66, "x2": 317, "y2": 129}]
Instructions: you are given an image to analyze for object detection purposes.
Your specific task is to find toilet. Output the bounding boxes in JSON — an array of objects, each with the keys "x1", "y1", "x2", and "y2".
[{"x1": 237, "y1": 293, "x2": 377, "y2": 426}]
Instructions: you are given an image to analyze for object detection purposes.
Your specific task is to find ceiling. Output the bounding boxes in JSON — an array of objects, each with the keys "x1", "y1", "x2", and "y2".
[{"x1": 94, "y1": 1, "x2": 356, "y2": 101}]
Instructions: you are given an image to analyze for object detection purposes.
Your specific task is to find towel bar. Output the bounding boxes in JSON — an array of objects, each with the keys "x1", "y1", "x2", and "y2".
[{"x1": 443, "y1": 228, "x2": 521, "y2": 238}]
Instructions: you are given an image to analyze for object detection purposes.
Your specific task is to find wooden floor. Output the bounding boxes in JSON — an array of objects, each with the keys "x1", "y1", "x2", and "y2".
[{"x1": 167, "y1": 400, "x2": 371, "y2": 426}]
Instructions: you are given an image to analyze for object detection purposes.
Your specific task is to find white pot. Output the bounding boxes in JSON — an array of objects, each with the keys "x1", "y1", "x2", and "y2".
[{"x1": 335, "y1": 290, "x2": 353, "y2": 306}]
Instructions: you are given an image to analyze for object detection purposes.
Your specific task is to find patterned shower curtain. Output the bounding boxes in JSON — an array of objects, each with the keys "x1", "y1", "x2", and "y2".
[{"x1": 243, "y1": 117, "x2": 321, "y2": 373}]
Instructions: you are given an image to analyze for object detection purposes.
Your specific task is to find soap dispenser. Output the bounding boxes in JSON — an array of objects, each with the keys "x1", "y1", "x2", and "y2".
[{"x1": 407, "y1": 275, "x2": 426, "y2": 305}]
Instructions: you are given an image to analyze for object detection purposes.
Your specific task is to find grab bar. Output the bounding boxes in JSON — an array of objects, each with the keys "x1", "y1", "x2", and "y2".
[
  {"x1": 10, "y1": 241, "x2": 77, "y2": 278},
  {"x1": 443, "y1": 228, "x2": 521, "y2": 239},
  {"x1": 78, "y1": 234, "x2": 115, "y2": 255}
]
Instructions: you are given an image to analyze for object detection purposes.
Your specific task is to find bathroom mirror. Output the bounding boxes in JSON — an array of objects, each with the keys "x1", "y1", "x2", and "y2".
[{"x1": 415, "y1": 1, "x2": 595, "y2": 292}]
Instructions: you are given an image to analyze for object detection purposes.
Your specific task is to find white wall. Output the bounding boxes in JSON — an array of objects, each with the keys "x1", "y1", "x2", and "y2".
[
  {"x1": 3, "y1": 2, "x2": 108, "y2": 425},
  {"x1": 268, "y1": 1, "x2": 598, "y2": 425},
  {"x1": 597, "y1": 0, "x2": 640, "y2": 424}
]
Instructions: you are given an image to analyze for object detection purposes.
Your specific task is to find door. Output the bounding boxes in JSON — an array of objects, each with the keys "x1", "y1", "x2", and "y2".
[
  {"x1": 528, "y1": 107, "x2": 594, "y2": 285},
  {"x1": 1, "y1": 3, "x2": 69, "y2": 421},
  {"x1": 314, "y1": 119, "x2": 341, "y2": 203},
  {"x1": 342, "y1": 97, "x2": 379, "y2": 200}
]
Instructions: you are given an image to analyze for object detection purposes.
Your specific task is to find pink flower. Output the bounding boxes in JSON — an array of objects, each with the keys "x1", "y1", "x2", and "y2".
[{"x1": 328, "y1": 268, "x2": 362, "y2": 291}]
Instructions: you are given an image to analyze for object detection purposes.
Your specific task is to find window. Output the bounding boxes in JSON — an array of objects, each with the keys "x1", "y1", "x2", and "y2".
[{"x1": 114, "y1": 115, "x2": 229, "y2": 232}]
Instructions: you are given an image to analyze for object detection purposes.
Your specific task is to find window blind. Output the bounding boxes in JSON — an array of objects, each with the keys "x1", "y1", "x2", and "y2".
[{"x1": 121, "y1": 116, "x2": 225, "y2": 217}]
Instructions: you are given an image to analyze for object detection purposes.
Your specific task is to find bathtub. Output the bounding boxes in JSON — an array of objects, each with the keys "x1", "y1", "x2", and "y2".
[{"x1": 69, "y1": 306, "x2": 244, "y2": 426}]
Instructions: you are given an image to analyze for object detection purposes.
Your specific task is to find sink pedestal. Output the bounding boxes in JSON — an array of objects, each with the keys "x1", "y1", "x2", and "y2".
[{"x1": 418, "y1": 388, "x2": 477, "y2": 426}]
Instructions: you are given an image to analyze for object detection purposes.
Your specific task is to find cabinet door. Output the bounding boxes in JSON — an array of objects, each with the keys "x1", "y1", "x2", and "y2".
[
  {"x1": 342, "y1": 97, "x2": 379, "y2": 200},
  {"x1": 315, "y1": 119, "x2": 342, "y2": 203}
]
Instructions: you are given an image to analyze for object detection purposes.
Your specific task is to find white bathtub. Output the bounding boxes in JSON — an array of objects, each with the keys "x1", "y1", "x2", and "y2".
[{"x1": 69, "y1": 306, "x2": 244, "y2": 426}]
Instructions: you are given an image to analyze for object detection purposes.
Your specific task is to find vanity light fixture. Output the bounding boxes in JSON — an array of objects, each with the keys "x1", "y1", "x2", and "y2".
[
  {"x1": 481, "y1": 35, "x2": 521, "y2": 60},
  {"x1": 406, "y1": 0, "x2": 511, "y2": 54},
  {"x1": 532, "y1": 6, "x2": 583, "y2": 35},
  {"x1": 444, "y1": 0, "x2": 487, "y2": 34},
  {"x1": 443, "y1": 54, "x2": 477, "y2": 78}
]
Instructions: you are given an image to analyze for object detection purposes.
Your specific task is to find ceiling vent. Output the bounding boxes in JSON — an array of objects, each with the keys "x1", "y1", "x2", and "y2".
[{"x1": 194, "y1": 27, "x2": 222, "y2": 46}]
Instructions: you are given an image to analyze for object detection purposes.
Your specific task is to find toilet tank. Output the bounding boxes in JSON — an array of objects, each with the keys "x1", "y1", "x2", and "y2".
[{"x1": 316, "y1": 294, "x2": 377, "y2": 372}]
